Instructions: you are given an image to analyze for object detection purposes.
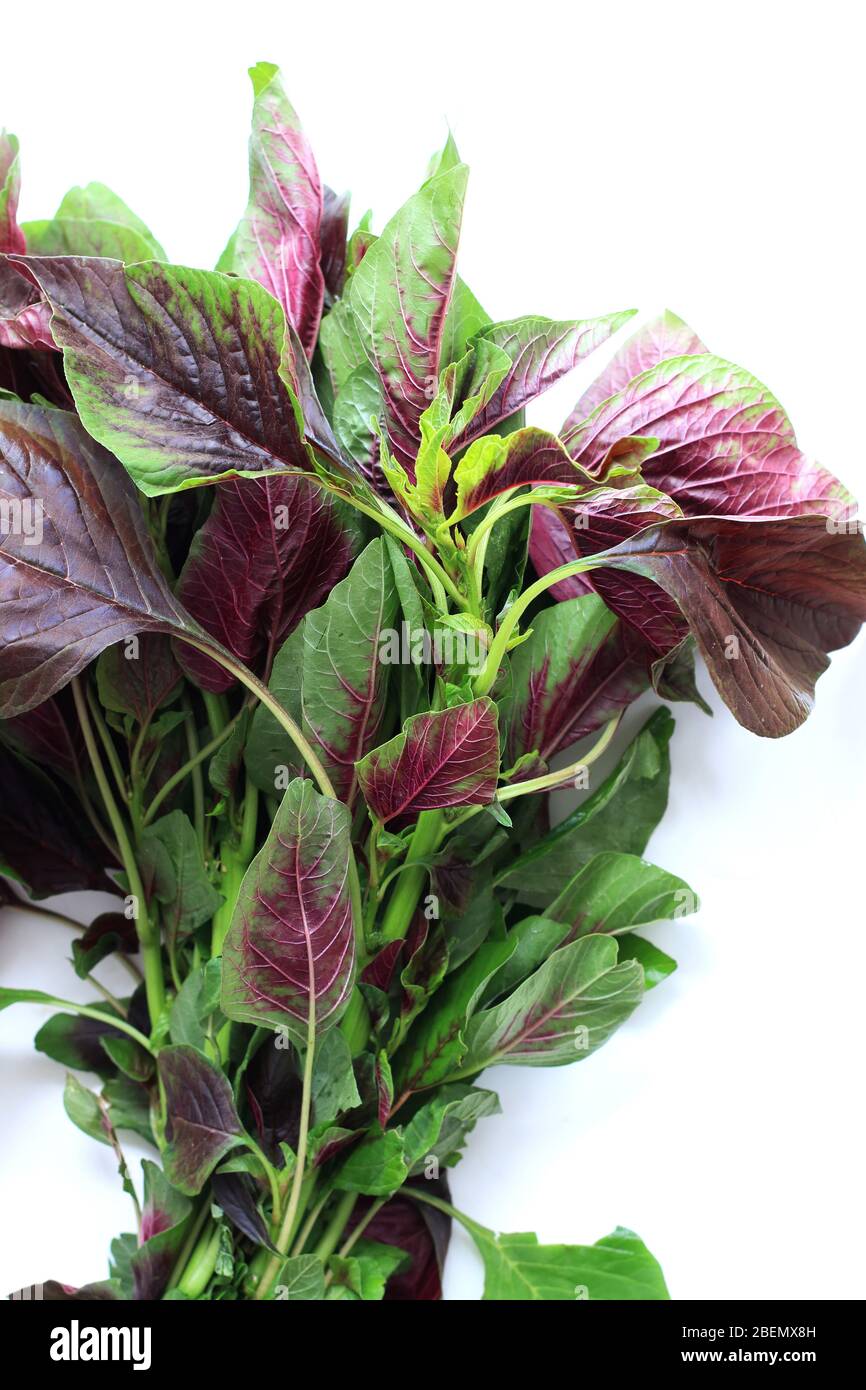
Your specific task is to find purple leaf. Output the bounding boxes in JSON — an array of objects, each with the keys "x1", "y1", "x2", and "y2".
[
  {"x1": 320, "y1": 186, "x2": 350, "y2": 303},
  {"x1": 564, "y1": 309, "x2": 707, "y2": 427},
  {"x1": 0, "y1": 693, "x2": 82, "y2": 784},
  {"x1": 452, "y1": 312, "x2": 636, "y2": 450},
  {"x1": 211, "y1": 1171, "x2": 276, "y2": 1252},
  {"x1": 175, "y1": 474, "x2": 353, "y2": 693},
  {"x1": 96, "y1": 634, "x2": 181, "y2": 724},
  {"x1": 596, "y1": 514, "x2": 866, "y2": 736},
  {"x1": 0, "y1": 399, "x2": 213, "y2": 716},
  {"x1": 244, "y1": 1040, "x2": 302, "y2": 1162},
  {"x1": 356, "y1": 700, "x2": 500, "y2": 824},
  {"x1": 220, "y1": 779, "x2": 356, "y2": 1042},
  {"x1": 219, "y1": 64, "x2": 324, "y2": 358},
  {"x1": 158, "y1": 1045, "x2": 245, "y2": 1195},
  {"x1": 349, "y1": 163, "x2": 467, "y2": 468},
  {"x1": 0, "y1": 746, "x2": 109, "y2": 896},
  {"x1": 351, "y1": 1176, "x2": 453, "y2": 1300}
]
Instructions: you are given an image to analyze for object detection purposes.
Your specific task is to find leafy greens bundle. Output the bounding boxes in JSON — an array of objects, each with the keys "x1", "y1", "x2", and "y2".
[{"x1": 1, "y1": 62, "x2": 864, "y2": 1302}]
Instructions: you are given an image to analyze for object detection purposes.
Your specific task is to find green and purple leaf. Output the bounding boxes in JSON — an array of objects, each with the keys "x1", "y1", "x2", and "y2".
[
  {"x1": 565, "y1": 309, "x2": 707, "y2": 425},
  {"x1": 158, "y1": 1045, "x2": 245, "y2": 1195},
  {"x1": 130, "y1": 1160, "x2": 192, "y2": 1301},
  {"x1": 503, "y1": 593, "x2": 619, "y2": 766},
  {"x1": 356, "y1": 699, "x2": 500, "y2": 824},
  {"x1": 457, "y1": 934, "x2": 643, "y2": 1072},
  {"x1": 0, "y1": 133, "x2": 25, "y2": 255},
  {"x1": 450, "y1": 311, "x2": 637, "y2": 450},
  {"x1": 220, "y1": 779, "x2": 356, "y2": 1042},
  {"x1": 349, "y1": 161, "x2": 467, "y2": 468},
  {"x1": 15, "y1": 255, "x2": 354, "y2": 496},
  {"x1": 218, "y1": 64, "x2": 324, "y2": 358},
  {"x1": 301, "y1": 538, "x2": 400, "y2": 804},
  {"x1": 564, "y1": 352, "x2": 853, "y2": 521}
]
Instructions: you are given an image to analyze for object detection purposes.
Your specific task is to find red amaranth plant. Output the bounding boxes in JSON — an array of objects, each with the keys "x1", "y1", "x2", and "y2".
[{"x1": 1, "y1": 63, "x2": 864, "y2": 1302}]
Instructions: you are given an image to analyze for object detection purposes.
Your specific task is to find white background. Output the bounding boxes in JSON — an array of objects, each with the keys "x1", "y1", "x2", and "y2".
[{"x1": 2, "y1": 0, "x2": 864, "y2": 1300}]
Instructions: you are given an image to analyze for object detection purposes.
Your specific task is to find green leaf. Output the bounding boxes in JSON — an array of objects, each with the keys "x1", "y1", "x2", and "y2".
[
  {"x1": 100, "y1": 1035, "x2": 153, "y2": 1083},
  {"x1": 456, "y1": 1215, "x2": 670, "y2": 1299},
  {"x1": 139, "y1": 811, "x2": 223, "y2": 952},
  {"x1": 402, "y1": 1083, "x2": 501, "y2": 1174},
  {"x1": 547, "y1": 851, "x2": 698, "y2": 937},
  {"x1": 332, "y1": 1129, "x2": 408, "y2": 1197},
  {"x1": 616, "y1": 933, "x2": 677, "y2": 989},
  {"x1": 397, "y1": 938, "x2": 516, "y2": 1092},
  {"x1": 502, "y1": 707, "x2": 674, "y2": 906},
  {"x1": 458, "y1": 935, "x2": 643, "y2": 1073},
  {"x1": 55, "y1": 182, "x2": 166, "y2": 257},
  {"x1": 327, "y1": 1239, "x2": 407, "y2": 1300},
  {"x1": 482, "y1": 915, "x2": 570, "y2": 1004},
  {"x1": 103, "y1": 1075, "x2": 155, "y2": 1145},
  {"x1": 311, "y1": 1029, "x2": 361, "y2": 1127},
  {"x1": 442, "y1": 888, "x2": 504, "y2": 974},
  {"x1": 272, "y1": 1254, "x2": 326, "y2": 1300},
  {"x1": 302, "y1": 538, "x2": 400, "y2": 803},
  {"x1": 170, "y1": 961, "x2": 224, "y2": 1050},
  {"x1": 21, "y1": 217, "x2": 160, "y2": 263},
  {"x1": 63, "y1": 1073, "x2": 109, "y2": 1145}
]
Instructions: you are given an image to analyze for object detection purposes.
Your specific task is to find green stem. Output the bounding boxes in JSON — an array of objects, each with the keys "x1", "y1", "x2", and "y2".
[
  {"x1": 71, "y1": 677, "x2": 165, "y2": 1028},
  {"x1": 255, "y1": 1004, "x2": 317, "y2": 1300},
  {"x1": 164, "y1": 1200, "x2": 209, "y2": 1295},
  {"x1": 85, "y1": 976, "x2": 127, "y2": 1015},
  {"x1": 181, "y1": 639, "x2": 336, "y2": 797},
  {"x1": 377, "y1": 809, "x2": 445, "y2": 944},
  {"x1": 202, "y1": 690, "x2": 230, "y2": 741},
  {"x1": 290, "y1": 1189, "x2": 331, "y2": 1257},
  {"x1": 406, "y1": 1185, "x2": 482, "y2": 1235},
  {"x1": 176, "y1": 1221, "x2": 221, "y2": 1299},
  {"x1": 473, "y1": 556, "x2": 598, "y2": 697},
  {"x1": 348, "y1": 497, "x2": 468, "y2": 611},
  {"x1": 312, "y1": 1191, "x2": 359, "y2": 1264},
  {"x1": 142, "y1": 712, "x2": 242, "y2": 827},
  {"x1": 86, "y1": 685, "x2": 129, "y2": 806},
  {"x1": 333, "y1": 1197, "x2": 385, "y2": 1261},
  {"x1": 182, "y1": 695, "x2": 205, "y2": 846},
  {"x1": 243, "y1": 1136, "x2": 282, "y2": 1224},
  {"x1": 497, "y1": 717, "x2": 620, "y2": 800}
]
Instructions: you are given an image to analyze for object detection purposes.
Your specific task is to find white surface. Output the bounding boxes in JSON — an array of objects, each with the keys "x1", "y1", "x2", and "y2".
[{"x1": 2, "y1": 0, "x2": 865, "y2": 1300}]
